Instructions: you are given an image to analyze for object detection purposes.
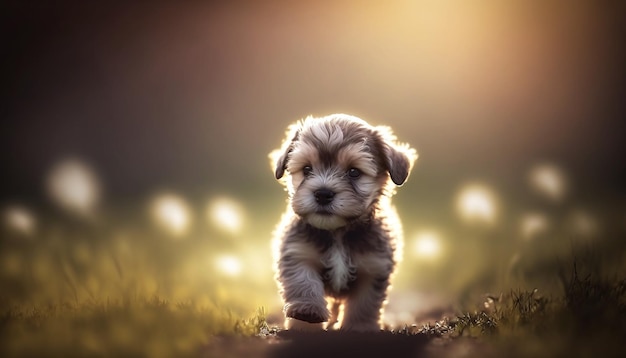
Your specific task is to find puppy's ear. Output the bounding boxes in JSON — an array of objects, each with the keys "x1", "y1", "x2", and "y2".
[
  {"x1": 385, "y1": 145, "x2": 415, "y2": 185},
  {"x1": 269, "y1": 122, "x2": 301, "y2": 180},
  {"x1": 272, "y1": 147, "x2": 291, "y2": 180},
  {"x1": 376, "y1": 126, "x2": 417, "y2": 186}
]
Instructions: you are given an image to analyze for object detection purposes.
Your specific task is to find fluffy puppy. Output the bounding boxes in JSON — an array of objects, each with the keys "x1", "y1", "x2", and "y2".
[{"x1": 270, "y1": 114, "x2": 417, "y2": 331}]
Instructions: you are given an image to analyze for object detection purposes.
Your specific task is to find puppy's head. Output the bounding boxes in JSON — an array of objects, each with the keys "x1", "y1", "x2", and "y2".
[{"x1": 270, "y1": 114, "x2": 417, "y2": 230}]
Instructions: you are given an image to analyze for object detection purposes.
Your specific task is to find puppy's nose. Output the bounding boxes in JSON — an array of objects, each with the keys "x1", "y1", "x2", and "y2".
[{"x1": 314, "y1": 189, "x2": 335, "y2": 205}]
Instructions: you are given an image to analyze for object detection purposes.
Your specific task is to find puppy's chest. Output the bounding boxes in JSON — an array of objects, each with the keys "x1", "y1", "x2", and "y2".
[{"x1": 320, "y1": 241, "x2": 358, "y2": 294}]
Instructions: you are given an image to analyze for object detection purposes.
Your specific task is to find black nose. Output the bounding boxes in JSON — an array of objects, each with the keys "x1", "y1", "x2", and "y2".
[{"x1": 314, "y1": 189, "x2": 335, "y2": 205}]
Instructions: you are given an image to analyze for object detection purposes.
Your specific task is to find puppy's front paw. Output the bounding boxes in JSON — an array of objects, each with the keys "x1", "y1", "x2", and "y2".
[
  {"x1": 284, "y1": 300, "x2": 330, "y2": 323},
  {"x1": 285, "y1": 318, "x2": 324, "y2": 331}
]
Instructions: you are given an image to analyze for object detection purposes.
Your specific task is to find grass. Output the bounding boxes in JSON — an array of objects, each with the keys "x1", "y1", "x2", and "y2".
[
  {"x1": 0, "y1": 296, "x2": 267, "y2": 357},
  {"x1": 354, "y1": 258, "x2": 626, "y2": 358},
  {"x1": 0, "y1": 223, "x2": 281, "y2": 357},
  {"x1": 1, "y1": 265, "x2": 625, "y2": 357},
  {"x1": 444, "y1": 262, "x2": 626, "y2": 357},
  {"x1": 1, "y1": 222, "x2": 625, "y2": 357}
]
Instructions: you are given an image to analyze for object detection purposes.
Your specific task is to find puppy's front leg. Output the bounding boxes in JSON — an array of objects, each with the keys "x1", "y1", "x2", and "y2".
[
  {"x1": 341, "y1": 252, "x2": 394, "y2": 332},
  {"x1": 340, "y1": 273, "x2": 389, "y2": 331},
  {"x1": 278, "y1": 255, "x2": 329, "y2": 325}
]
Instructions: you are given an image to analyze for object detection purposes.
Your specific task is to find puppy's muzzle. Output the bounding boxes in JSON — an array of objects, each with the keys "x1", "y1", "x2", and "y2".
[{"x1": 314, "y1": 188, "x2": 335, "y2": 205}]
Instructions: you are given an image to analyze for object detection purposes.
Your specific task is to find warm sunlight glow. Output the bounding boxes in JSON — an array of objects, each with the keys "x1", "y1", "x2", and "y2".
[
  {"x1": 413, "y1": 231, "x2": 442, "y2": 259},
  {"x1": 3, "y1": 206, "x2": 36, "y2": 236},
  {"x1": 47, "y1": 159, "x2": 100, "y2": 215},
  {"x1": 457, "y1": 185, "x2": 497, "y2": 224},
  {"x1": 208, "y1": 197, "x2": 245, "y2": 234},
  {"x1": 529, "y1": 164, "x2": 566, "y2": 201},
  {"x1": 151, "y1": 194, "x2": 191, "y2": 237},
  {"x1": 520, "y1": 213, "x2": 549, "y2": 240},
  {"x1": 215, "y1": 255, "x2": 242, "y2": 277}
]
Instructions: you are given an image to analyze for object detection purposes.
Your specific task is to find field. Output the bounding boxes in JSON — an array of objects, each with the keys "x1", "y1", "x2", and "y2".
[
  {"x1": 2, "y1": 216, "x2": 625, "y2": 357},
  {"x1": 2, "y1": 270, "x2": 625, "y2": 357},
  {"x1": 2, "y1": 155, "x2": 625, "y2": 358}
]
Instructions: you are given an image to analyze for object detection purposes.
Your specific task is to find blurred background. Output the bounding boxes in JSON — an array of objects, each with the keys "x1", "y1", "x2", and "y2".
[{"x1": 1, "y1": 0, "x2": 625, "y2": 324}]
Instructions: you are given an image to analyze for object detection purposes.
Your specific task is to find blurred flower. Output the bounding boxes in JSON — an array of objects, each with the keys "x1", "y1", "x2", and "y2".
[
  {"x1": 150, "y1": 194, "x2": 192, "y2": 237},
  {"x1": 520, "y1": 213, "x2": 549, "y2": 241},
  {"x1": 456, "y1": 184, "x2": 497, "y2": 224},
  {"x1": 215, "y1": 255, "x2": 242, "y2": 276},
  {"x1": 207, "y1": 197, "x2": 245, "y2": 234},
  {"x1": 529, "y1": 164, "x2": 567, "y2": 202},
  {"x1": 47, "y1": 159, "x2": 101, "y2": 216},
  {"x1": 3, "y1": 205, "x2": 36, "y2": 236}
]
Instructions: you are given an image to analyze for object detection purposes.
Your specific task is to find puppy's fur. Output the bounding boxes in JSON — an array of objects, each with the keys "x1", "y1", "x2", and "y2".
[{"x1": 270, "y1": 114, "x2": 416, "y2": 331}]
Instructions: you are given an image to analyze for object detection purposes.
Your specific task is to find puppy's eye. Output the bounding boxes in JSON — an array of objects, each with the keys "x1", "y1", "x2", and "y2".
[
  {"x1": 303, "y1": 166, "x2": 313, "y2": 176},
  {"x1": 347, "y1": 168, "x2": 361, "y2": 179}
]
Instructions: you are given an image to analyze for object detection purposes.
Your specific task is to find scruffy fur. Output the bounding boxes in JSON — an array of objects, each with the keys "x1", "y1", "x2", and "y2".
[{"x1": 270, "y1": 114, "x2": 416, "y2": 331}]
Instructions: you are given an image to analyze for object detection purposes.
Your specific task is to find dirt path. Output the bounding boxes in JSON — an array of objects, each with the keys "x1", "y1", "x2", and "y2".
[{"x1": 202, "y1": 331, "x2": 488, "y2": 358}]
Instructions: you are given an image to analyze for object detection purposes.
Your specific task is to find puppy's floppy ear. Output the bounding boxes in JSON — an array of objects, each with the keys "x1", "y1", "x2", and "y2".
[
  {"x1": 385, "y1": 145, "x2": 415, "y2": 185},
  {"x1": 269, "y1": 122, "x2": 301, "y2": 180},
  {"x1": 376, "y1": 126, "x2": 417, "y2": 186},
  {"x1": 272, "y1": 148, "x2": 291, "y2": 180}
]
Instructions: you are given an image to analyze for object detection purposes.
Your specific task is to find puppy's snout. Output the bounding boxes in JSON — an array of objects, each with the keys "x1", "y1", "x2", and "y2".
[{"x1": 314, "y1": 189, "x2": 335, "y2": 205}]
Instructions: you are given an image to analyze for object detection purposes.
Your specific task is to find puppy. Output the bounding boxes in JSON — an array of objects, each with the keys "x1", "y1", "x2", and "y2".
[{"x1": 269, "y1": 114, "x2": 417, "y2": 331}]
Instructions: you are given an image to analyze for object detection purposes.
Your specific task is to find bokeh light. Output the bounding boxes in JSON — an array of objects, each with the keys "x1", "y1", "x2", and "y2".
[
  {"x1": 207, "y1": 197, "x2": 245, "y2": 234},
  {"x1": 520, "y1": 213, "x2": 549, "y2": 241},
  {"x1": 456, "y1": 184, "x2": 497, "y2": 224},
  {"x1": 47, "y1": 159, "x2": 101, "y2": 216},
  {"x1": 150, "y1": 194, "x2": 192, "y2": 237},
  {"x1": 215, "y1": 255, "x2": 242, "y2": 277},
  {"x1": 3, "y1": 205, "x2": 36, "y2": 236},
  {"x1": 568, "y1": 209, "x2": 598, "y2": 238},
  {"x1": 529, "y1": 164, "x2": 567, "y2": 202},
  {"x1": 412, "y1": 231, "x2": 443, "y2": 260}
]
